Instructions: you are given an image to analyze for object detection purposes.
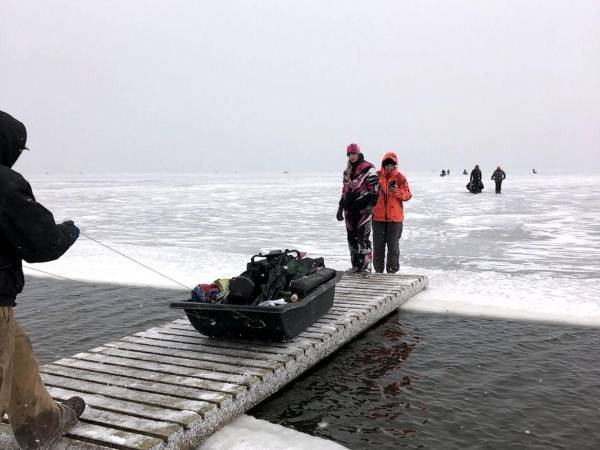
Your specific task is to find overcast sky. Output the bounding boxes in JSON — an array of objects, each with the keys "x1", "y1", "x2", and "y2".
[{"x1": 1, "y1": 0, "x2": 598, "y2": 174}]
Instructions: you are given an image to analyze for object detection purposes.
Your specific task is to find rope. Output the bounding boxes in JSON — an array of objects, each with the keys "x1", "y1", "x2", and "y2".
[
  {"x1": 80, "y1": 232, "x2": 191, "y2": 290},
  {"x1": 23, "y1": 265, "x2": 88, "y2": 284},
  {"x1": 80, "y1": 231, "x2": 266, "y2": 329}
]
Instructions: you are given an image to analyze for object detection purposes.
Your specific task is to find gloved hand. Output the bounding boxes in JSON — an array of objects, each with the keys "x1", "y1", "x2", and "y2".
[
  {"x1": 336, "y1": 206, "x2": 344, "y2": 222},
  {"x1": 364, "y1": 205, "x2": 374, "y2": 216},
  {"x1": 61, "y1": 220, "x2": 80, "y2": 245}
]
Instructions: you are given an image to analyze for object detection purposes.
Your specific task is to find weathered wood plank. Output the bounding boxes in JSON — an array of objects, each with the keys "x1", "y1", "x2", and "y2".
[
  {"x1": 65, "y1": 422, "x2": 164, "y2": 450},
  {"x1": 164, "y1": 323, "x2": 317, "y2": 352},
  {"x1": 148, "y1": 326, "x2": 306, "y2": 358},
  {"x1": 133, "y1": 331, "x2": 291, "y2": 364},
  {"x1": 47, "y1": 386, "x2": 200, "y2": 428},
  {"x1": 335, "y1": 298, "x2": 388, "y2": 306},
  {"x1": 329, "y1": 306, "x2": 368, "y2": 316},
  {"x1": 101, "y1": 341, "x2": 271, "y2": 378},
  {"x1": 41, "y1": 373, "x2": 215, "y2": 414},
  {"x1": 52, "y1": 357, "x2": 244, "y2": 398},
  {"x1": 119, "y1": 336, "x2": 282, "y2": 370},
  {"x1": 336, "y1": 290, "x2": 390, "y2": 298},
  {"x1": 330, "y1": 302, "x2": 377, "y2": 311},
  {"x1": 0, "y1": 421, "x2": 115, "y2": 449},
  {"x1": 76, "y1": 405, "x2": 181, "y2": 440},
  {"x1": 40, "y1": 364, "x2": 230, "y2": 404},
  {"x1": 74, "y1": 351, "x2": 255, "y2": 386}
]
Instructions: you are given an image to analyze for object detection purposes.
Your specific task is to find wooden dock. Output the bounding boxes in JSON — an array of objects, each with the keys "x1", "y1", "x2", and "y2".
[{"x1": 0, "y1": 273, "x2": 427, "y2": 450}]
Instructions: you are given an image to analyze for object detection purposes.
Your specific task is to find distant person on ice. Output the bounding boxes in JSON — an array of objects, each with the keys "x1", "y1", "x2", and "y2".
[
  {"x1": 337, "y1": 143, "x2": 379, "y2": 275},
  {"x1": 467, "y1": 164, "x2": 484, "y2": 193},
  {"x1": 0, "y1": 111, "x2": 85, "y2": 449},
  {"x1": 491, "y1": 166, "x2": 507, "y2": 193},
  {"x1": 372, "y1": 152, "x2": 412, "y2": 274}
]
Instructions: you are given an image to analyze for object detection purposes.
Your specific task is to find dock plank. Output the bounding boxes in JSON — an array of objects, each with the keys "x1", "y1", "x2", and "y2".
[
  {"x1": 133, "y1": 331, "x2": 291, "y2": 364},
  {"x1": 149, "y1": 326, "x2": 306, "y2": 358},
  {"x1": 119, "y1": 336, "x2": 282, "y2": 370},
  {"x1": 66, "y1": 422, "x2": 164, "y2": 450},
  {"x1": 52, "y1": 357, "x2": 244, "y2": 398},
  {"x1": 40, "y1": 364, "x2": 230, "y2": 404},
  {"x1": 74, "y1": 351, "x2": 255, "y2": 386},
  {"x1": 47, "y1": 386, "x2": 200, "y2": 428},
  {"x1": 41, "y1": 373, "x2": 215, "y2": 414},
  {"x1": 163, "y1": 325, "x2": 318, "y2": 352},
  {"x1": 0, "y1": 273, "x2": 427, "y2": 449},
  {"x1": 101, "y1": 341, "x2": 271, "y2": 378}
]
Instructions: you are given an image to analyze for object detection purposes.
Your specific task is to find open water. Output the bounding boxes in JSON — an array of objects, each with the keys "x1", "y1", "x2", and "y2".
[{"x1": 13, "y1": 171, "x2": 600, "y2": 449}]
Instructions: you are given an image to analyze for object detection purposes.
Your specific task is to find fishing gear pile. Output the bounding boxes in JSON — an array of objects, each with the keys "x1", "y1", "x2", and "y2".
[
  {"x1": 171, "y1": 250, "x2": 339, "y2": 341},
  {"x1": 190, "y1": 249, "x2": 334, "y2": 307}
]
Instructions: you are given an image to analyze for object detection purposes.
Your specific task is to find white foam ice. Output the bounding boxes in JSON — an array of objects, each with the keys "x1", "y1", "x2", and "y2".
[
  {"x1": 196, "y1": 415, "x2": 348, "y2": 450},
  {"x1": 400, "y1": 266, "x2": 600, "y2": 326}
]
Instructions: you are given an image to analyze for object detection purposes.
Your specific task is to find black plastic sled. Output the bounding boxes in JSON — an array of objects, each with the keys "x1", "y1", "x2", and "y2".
[{"x1": 170, "y1": 253, "x2": 339, "y2": 341}]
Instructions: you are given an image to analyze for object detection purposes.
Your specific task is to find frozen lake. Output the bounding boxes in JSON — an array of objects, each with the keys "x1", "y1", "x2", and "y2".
[
  {"x1": 14, "y1": 170, "x2": 600, "y2": 449},
  {"x1": 26, "y1": 171, "x2": 600, "y2": 325}
]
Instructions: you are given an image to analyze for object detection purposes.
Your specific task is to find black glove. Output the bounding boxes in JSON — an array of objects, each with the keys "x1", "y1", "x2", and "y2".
[
  {"x1": 364, "y1": 205, "x2": 373, "y2": 216},
  {"x1": 336, "y1": 206, "x2": 344, "y2": 222},
  {"x1": 61, "y1": 220, "x2": 80, "y2": 245}
]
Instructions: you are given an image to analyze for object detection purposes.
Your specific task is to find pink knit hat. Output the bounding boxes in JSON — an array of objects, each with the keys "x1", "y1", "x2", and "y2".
[{"x1": 346, "y1": 143, "x2": 360, "y2": 154}]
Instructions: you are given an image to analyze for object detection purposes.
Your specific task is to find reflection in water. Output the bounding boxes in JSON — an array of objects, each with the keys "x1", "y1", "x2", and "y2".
[
  {"x1": 251, "y1": 313, "x2": 425, "y2": 449},
  {"x1": 251, "y1": 311, "x2": 600, "y2": 450}
]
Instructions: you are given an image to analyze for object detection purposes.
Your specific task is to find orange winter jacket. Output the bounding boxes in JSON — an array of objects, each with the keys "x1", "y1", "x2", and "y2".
[{"x1": 373, "y1": 152, "x2": 412, "y2": 222}]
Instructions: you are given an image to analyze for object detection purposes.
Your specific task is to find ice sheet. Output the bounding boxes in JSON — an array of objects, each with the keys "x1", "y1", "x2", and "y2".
[
  {"x1": 196, "y1": 415, "x2": 347, "y2": 450},
  {"x1": 22, "y1": 172, "x2": 600, "y2": 326}
]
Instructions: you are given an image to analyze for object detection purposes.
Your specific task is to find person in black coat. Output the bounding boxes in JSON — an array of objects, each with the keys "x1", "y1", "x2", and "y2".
[
  {"x1": 491, "y1": 166, "x2": 507, "y2": 193},
  {"x1": 0, "y1": 110, "x2": 85, "y2": 448},
  {"x1": 467, "y1": 164, "x2": 483, "y2": 193}
]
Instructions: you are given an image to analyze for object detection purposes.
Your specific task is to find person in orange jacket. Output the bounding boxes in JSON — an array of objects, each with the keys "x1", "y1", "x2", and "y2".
[{"x1": 372, "y1": 152, "x2": 412, "y2": 273}]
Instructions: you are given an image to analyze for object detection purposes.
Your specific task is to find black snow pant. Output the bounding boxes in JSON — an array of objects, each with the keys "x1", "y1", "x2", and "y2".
[
  {"x1": 372, "y1": 221, "x2": 403, "y2": 273},
  {"x1": 495, "y1": 180, "x2": 502, "y2": 193},
  {"x1": 345, "y1": 213, "x2": 373, "y2": 272}
]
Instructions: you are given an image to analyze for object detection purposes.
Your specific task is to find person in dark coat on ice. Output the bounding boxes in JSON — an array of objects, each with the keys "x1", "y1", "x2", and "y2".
[
  {"x1": 337, "y1": 143, "x2": 379, "y2": 275},
  {"x1": 491, "y1": 166, "x2": 507, "y2": 193},
  {"x1": 0, "y1": 110, "x2": 85, "y2": 449},
  {"x1": 467, "y1": 164, "x2": 484, "y2": 193}
]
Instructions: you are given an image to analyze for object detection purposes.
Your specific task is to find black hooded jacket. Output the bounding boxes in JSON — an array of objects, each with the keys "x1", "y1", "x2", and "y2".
[{"x1": 0, "y1": 111, "x2": 74, "y2": 306}]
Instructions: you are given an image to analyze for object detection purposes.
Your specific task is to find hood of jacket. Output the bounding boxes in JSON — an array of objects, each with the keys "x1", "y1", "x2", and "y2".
[
  {"x1": 381, "y1": 152, "x2": 398, "y2": 168},
  {"x1": 380, "y1": 152, "x2": 399, "y2": 178},
  {"x1": 0, "y1": 111, "x2": 27, "y2": 168}
]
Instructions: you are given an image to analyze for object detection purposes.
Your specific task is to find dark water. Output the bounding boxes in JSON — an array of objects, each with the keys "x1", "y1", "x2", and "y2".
[
  {"x1": 16, "y1": 277, "x2": 600, "y2": 449},
  {"x1": 15, "y1": 277, "x2": 184, "y2": 364},
  {"x1": 251, "y1": 314, "x2": 600, "y2": 450}
]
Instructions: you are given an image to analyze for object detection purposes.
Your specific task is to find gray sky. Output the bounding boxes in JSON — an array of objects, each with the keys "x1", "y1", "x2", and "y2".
[{"x1": 1, "y1": 0, "x2": 599, "y2": 174}]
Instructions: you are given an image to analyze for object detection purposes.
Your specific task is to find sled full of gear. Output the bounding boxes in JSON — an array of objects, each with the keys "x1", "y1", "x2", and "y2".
[{"x1": 170, "y1": 250, "x2": 339, "y2": 341}]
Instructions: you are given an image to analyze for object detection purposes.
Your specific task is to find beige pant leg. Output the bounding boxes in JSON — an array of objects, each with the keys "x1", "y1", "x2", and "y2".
[
  {"x1": 0, "y1": 306, "x2": 16, "y2": 417},
  {"x1": 6, "y1": 316, "x2": 61, "y2": 449}
]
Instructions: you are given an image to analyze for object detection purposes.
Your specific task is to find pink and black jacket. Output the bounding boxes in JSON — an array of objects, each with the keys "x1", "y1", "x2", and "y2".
[{"x1": 339, "y1": 153, "x2": 380, "y2": 214}]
